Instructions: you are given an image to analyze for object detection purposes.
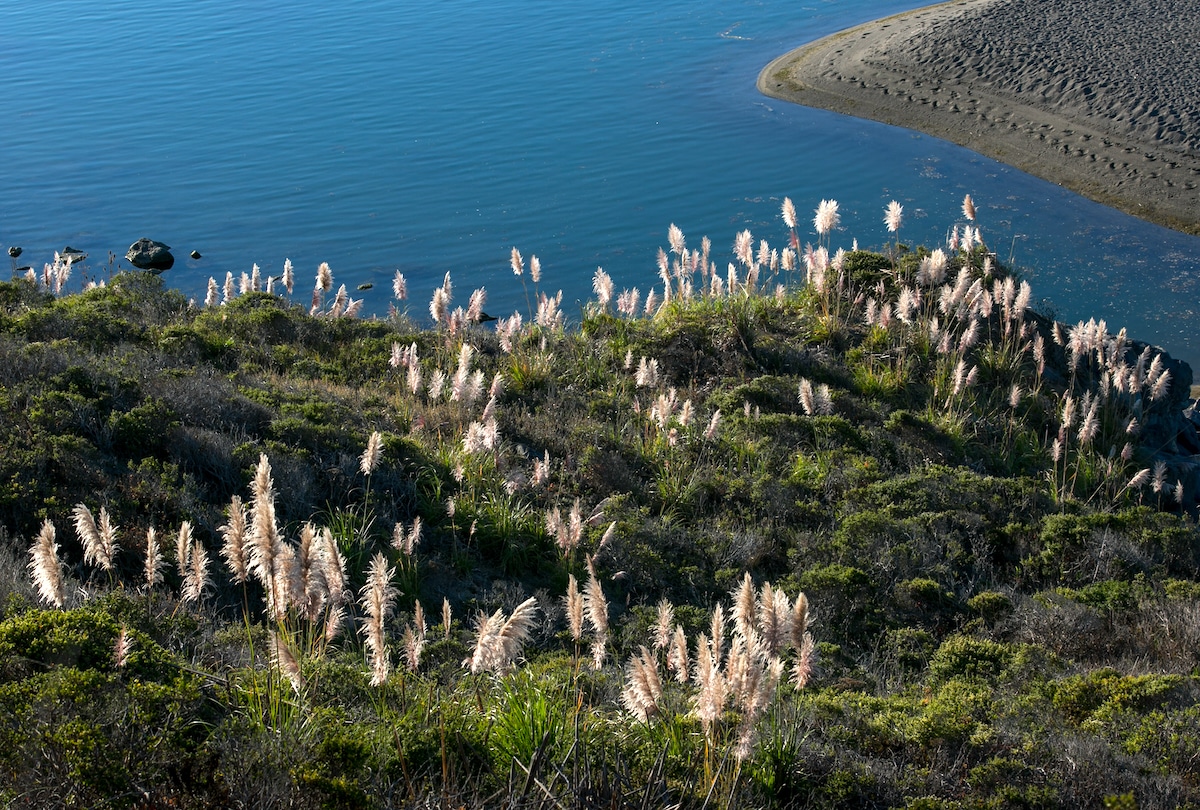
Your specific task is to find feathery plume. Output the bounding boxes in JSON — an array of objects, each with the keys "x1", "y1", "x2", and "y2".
[
  {"x1": 884, "y1": 200, "x2": 903, "y2": 233},
  {"x1": 592, "y1": 267, "x2": 613, "y2": 310},
  {"x1": 360, "y1": 431, "x2": 384, "y2": 476},
  {"x1": 793, "y1": 632, "x2": 817, "y2": 688},
  {"x1": 732, "y1": 572, "x2": 756, "y2": 640},
  {"x1": 510, "y1": 247, "x2": 523, "y2": 276},
  {"x1": 392, "y1": 270, "x2": 407, "y2": 300},
  {"x1": 74, "y1": 503, "x2": 118, "y2": 572},
  {"x1": 442, "y1": 597, "x2": 453, "y2": 639},
  {"x1": 758, "y1": 581, "x2": 792, "y2": 656},
  {"x1": 565, "y1": 574, "x2": 585, "y2": 641},
  {"x1": 219, "y1": 496, "x2": 249, "y2": 584},
  {"x1": 393, "y1": 516, "x2": 422, "y2": 556},
  {"x1": 468, "y1": 596, "x2": 539, "y2": 674},
  {"x1": 249, "y1": 454, "x2": 285, "y2": 619},
  {"x1": 710, "y1": 602, "x2": 726, "y2": 661},
  {"x1": 781, "y1": 197, "x2": 797, "y2": 230},
  {"x1": 791, "y1": 592, "x2": 810, "y2": 648},
  {"x1": 181, "y1": 537, "x2": 210, "y2": 606},
  {"x1": 360, "y1": 552, "x2": 398, "y2": 686},
  {"x1": 668, "y1": 625, "x2": 689, "y2": 682},
  {"x1": 962, "y1": 194, "x2": 976, "y2": 222},
  {"x1": 144, "y1": 527, "x2": 165, "y2": 590},
  {"x1": 295, "y1": 523, "x2": 327, "y2": 622},
  {"x1": 114, "y1": 625, "x2": 133, "y2": 669},
  {"x1": 175, "y1": 521, "x2": 193, "y2": 582},
  {"x1": 621, "y1": 646, "x2": 663, "y2": 722},
  {"x1": 282, "y1": 259, "x2": 294, "y2": 294},
  {"x1": 692, "y1": 633, "x2": 728, "y2": 738},
  {"x1": 29, "y1": 519, "x2": 65, "y2": 608},
  {"x1": 584, "y1": 568, "x2": 610, "y2": 668},
  {"x1": 321, "y1": 527, "x2": 349, "y2": 642},
  {"x1": 316, "y1": 261, "x2": 333, "y2": 292},
  {"x1": 704, "y1": 409, "x2": 722, "y2": 440},
  {"x1": 467, "y1": 288, "x2": 487, "y2": 322},
  {"x1": 1152, "y1": 461, "x2": 1169, "y2": 494},
  {"x1": 653, "y1": 598, "x2": 674, "y2": 651},
  {"x1": 813, "y1": 199, "x2": 840, "y2": 237}
]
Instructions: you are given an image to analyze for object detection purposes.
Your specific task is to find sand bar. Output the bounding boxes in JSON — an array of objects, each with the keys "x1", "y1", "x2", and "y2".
[{"x1": 758, "y1": 0, "x2": 1200, "y2": 235}]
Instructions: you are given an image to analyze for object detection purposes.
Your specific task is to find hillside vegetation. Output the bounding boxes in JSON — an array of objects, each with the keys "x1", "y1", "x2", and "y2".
[{"x1": 2, "y1": 197, "x2": 1199, "y2": 808}]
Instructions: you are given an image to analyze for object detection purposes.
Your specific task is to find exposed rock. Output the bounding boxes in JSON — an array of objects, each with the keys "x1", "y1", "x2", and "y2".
[
  {"x1": 7, "y1": 246, "x2": 21, "y2": 258},
  {"x1": 190, "y1": 250, "x2": 201, "y2": 260},
  {"x1": 126, "y1": 238, "x2": 175, "y2": 272},
  {"x1": 60, "y1": 246, "x2": 87, "y2": 264}
]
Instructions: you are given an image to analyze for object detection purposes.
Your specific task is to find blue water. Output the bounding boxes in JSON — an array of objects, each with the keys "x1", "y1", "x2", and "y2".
[{"x1": 3, "y1": 0, "x2": 1199, "y2": 366}]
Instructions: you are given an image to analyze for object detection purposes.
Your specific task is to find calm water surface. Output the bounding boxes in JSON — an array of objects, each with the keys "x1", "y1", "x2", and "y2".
[{"x1": 3, "y1": 0, "x2": 1198, "y2": 366}]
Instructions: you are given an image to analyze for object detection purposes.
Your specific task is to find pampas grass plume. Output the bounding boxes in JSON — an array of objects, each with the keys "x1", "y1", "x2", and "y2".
[
  {"x1": 653, "y1": 598, "x2": 674, "y2": 651},
  {"x1": 250, "y1": 454, "x2": 285, "y2": 618},
  {"x1": 360, "y1": 552, "x2": 398, "y2": 686},
  {"x1": 29, "y1": 519, "x2": 65, "y2": 608},
  {"x1": 219, "y1": 495, "x2": 249, "y2": 584},
  {"x1": 175, "y1": 521, "x2": 193, "y2": 582},
  {"x1": 583, "y1": 567, "x2": 609, "y2": 668},
  {"x1": 181, "y1": 537, "x2": 210, "y2": 606},
  {"x1": 565, "y1": 574, "x2": 584, "y2": 641},
  {"x1": 468, "y1": 596, "x2": 538, "y2": 674},
  {"x1": 144, "y1": 527, "x2": 165, "y2": 590},
  {"x1": 884, "y1": 200, "x2": 903, "y2": 233},
  {"x1": 360, "y1": 431, "x2": 384, "y2": 476},
  {"x1": 668, "y1": 625, "x2": 689, "y2": 683},
  {"x1": 620, "y1": 646, "x2": 663, "y2": 722},
  {"x1": 74, "y1": 503, "x2": 118, "y2": 572}
]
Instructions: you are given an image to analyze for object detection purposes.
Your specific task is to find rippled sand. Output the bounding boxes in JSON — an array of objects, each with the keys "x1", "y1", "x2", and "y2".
[{"x1": 759, "y1": 0, "x2": 1200, "y2": 234}]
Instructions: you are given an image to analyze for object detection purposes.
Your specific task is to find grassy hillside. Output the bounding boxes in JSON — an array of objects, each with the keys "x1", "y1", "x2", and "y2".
[{"x1": 2, "y1": 199, "x2": 1199, "y2": 808}]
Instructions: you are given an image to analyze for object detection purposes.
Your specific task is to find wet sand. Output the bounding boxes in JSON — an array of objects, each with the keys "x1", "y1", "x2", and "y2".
[{"x1": 758, "y1": 0, "x2": 1200, "y2": 235}]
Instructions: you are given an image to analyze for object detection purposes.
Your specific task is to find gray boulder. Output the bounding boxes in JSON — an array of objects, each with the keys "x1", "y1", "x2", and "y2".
[{"x1": 126, "y1": 238, "x2": 174, "y2": 272}]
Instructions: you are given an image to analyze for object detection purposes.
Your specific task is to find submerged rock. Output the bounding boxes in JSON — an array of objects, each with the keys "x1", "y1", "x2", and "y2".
[
  {"x1": 126, "y1": 238, "x2": 175, "y2": 272},
  {"x1": 60, "y1": 246, "x2": 88, "y2": 264}
]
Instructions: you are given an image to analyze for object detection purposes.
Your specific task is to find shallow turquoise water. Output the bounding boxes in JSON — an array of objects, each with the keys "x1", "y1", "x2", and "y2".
[{"x1": 2, "y1": 0, "x2": 1198, "y2": 365}]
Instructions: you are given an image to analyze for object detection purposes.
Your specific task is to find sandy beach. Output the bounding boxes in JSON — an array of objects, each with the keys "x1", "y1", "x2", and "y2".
[{"x1": 758, "y1": 0, "x2": 1200, "y2": 235}]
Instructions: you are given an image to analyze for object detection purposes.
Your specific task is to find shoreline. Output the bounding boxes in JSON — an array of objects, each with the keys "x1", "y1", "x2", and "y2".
[{"x1": 758, "y1": 0, "x2": 1200, "y2": 236}]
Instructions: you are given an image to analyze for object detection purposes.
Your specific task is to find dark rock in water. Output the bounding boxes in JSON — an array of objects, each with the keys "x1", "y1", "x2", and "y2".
[
  {"x1": 190, "y1": 250, "x2": 201, "y2": 260},
  {"x1": 126, "y1": 238, "x2": 175, "y2": 272},
  {"x1": 60, "y1": 246, "x2": 88, "y2": 264},
  {"x1": 357, "y1": 283, "x2": 374, "y2": 291},
  {"x1": 7, "y1": 246, "x2": 21, "y2": 258},
  {"x1": 15, "y1": 266, "x2": 32, "y2": 274}
]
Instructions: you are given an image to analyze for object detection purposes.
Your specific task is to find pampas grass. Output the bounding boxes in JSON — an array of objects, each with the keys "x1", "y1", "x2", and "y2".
[
  {"x1": 73, "y1": 503, "x2": 118, "y2": 573},
  {"x1": 28, "y1": 519, "x2": 65, "y2": 608},
  {"x1": 360, "y1": 552, "x2": 398, "y2": 686},
  {"x1": 249, "y1": 454, "x2": 285, "y2": 619},
  {"x1": 360, "y1": 430, "x2": 384, "y2": 476},
  {"x1": 620, "y1": 645, "x2": 663, "y2": 722},
  {"x1": 583, "y1": 566, "x2": 609, "y2": 669},
  {"x1": 219, "y1": 496, "x2": 249, "y2": 584},
  {"x1": 181, "y1": 535, "x2": 210, "y2": 606},
  {"x1": 468, "y1": 595, "x2": 539, "y2": 675},
  {"x1": 144, "y1": 527, "x2": 164, "y2": 591}
]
